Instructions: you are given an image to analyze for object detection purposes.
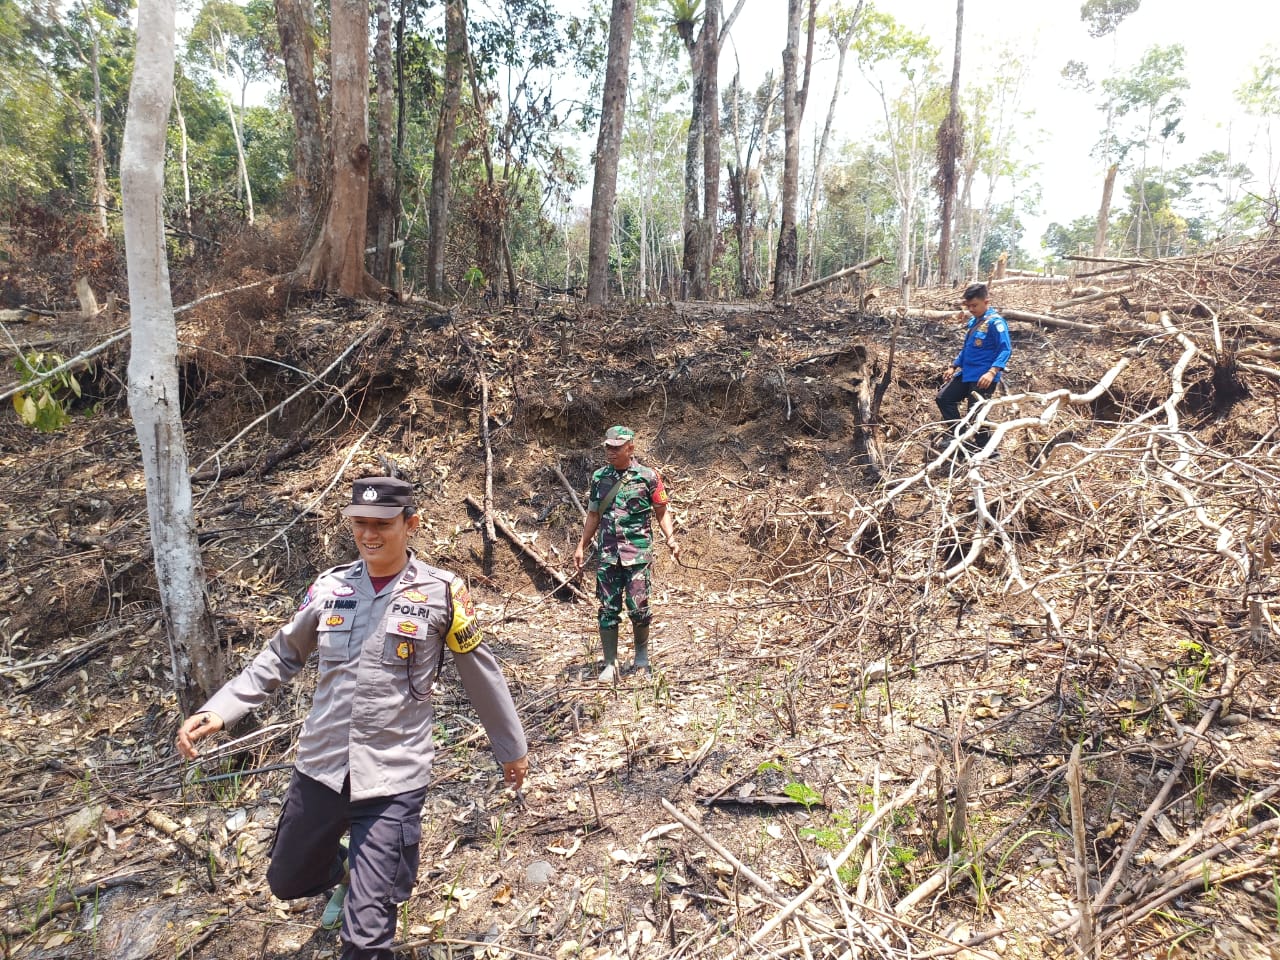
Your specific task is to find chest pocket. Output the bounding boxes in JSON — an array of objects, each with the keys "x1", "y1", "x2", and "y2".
[
  {"x1": 616, "y1": 478, "x2": 653, "y2": 517},
  {"x1": 317, "y1": 615, "x2": 354, "y2": 663},
  {"x1": 382, "y1": 616, "x2": 432, "y2": 668}
]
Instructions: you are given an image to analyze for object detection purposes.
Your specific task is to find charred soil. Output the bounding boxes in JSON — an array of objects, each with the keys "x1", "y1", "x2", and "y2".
[{"x1": 2, "y1": 249, "x2": 1280, "y2": 959}]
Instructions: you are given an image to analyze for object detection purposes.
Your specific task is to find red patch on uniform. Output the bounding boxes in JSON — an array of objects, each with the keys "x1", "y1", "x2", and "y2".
[
  {"x1": 398, "y1": 620, "x2": 419, "y2": 635},
  {"x1": 299, "y1": 586, "x2": 316, "y2": 610},
  {"x1": 455, "y1": 585, "x2": 476, "y2": 618},
  {"x1": 403, "y1": 589, "x2": 429, "y2": 602},
  {"x1": 326, "y1": 615, "x2": 345, "y2": 627}
]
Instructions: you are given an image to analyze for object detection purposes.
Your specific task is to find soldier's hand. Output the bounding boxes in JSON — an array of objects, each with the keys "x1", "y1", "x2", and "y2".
[
  {"x1": 572, "y1": 544, "x2": 585, "y2": 569},
  {"x1": 176, "y1": 711, "x2": 225, "y2": 760},
  {"x1": 667, "y1": 537, "x2": 682, "y2": 560}
]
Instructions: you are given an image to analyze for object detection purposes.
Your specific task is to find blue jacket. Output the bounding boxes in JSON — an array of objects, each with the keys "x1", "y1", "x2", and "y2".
[{"x1": 953, "y1": 308, "x2": 1012, "y2": 382}]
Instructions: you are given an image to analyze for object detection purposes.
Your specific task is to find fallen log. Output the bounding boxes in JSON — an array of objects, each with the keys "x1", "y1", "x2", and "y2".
[
  {"x1": 888, "y1": 306, "x2": 1103, "y2": 333},
  {"x1": 463, "y1": 493, "x2": 590, "y2": 600},
  {"x1": 990, "y1": 274, "x2": 1071, "y2": 286},
  {"x1": 1051, "y1": 285, "x2": 1130, "y2": 311},
  {"x1": 1001, "y1": 309, "x2": 1103, "y2": 332},
  {"x1": 790, "y1": 255, "x2": 886, "y2": 296}
]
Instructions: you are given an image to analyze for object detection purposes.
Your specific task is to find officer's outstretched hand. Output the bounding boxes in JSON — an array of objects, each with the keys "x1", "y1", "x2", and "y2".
[
  {"x1": 502, "y1": 754, "x2": 529, "y2": 791},
  {"x1": 176, "y1": 711, "x2": 225, "y2": 760}
]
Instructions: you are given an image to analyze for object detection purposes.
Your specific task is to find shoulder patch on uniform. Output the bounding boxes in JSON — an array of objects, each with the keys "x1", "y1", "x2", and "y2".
[{"x1": 445, "y1": 579, "x2": 483, "y2": 654}]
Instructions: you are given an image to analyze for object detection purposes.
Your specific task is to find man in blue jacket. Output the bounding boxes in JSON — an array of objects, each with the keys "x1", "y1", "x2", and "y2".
[{"x1": 936, "y1": 282, "x2": 1012, "y2": 455}]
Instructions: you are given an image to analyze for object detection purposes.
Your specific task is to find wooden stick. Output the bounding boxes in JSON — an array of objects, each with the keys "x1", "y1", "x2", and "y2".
[
  {"x1": 1051, "y1": 285, "x2": 1131, "y2": 311},
  {"x1": 1068, "y1": 743, "x2": 1096, "y2": 960},
  {"x1": 552, "y1": 462, "x2": 587, "y2": 520},
  {"x1": 220, "y1": 415, "x2": 382, "y2": 577},
  {"x1": 659, "y1": 797, "x2": 788, "y2": 906},
  {"x1": 1087, "y1": 660, "x2": 1237, "y2": 917},
  {"x1": 192, "y1": 319, "x2": 384, "y2": 477},
  {"x1": 790, "y1": 255, "x2": 886, "y2": 296},
  {"x1": 0, "y1": 326, "x2": 129, "y2": 404},
  {"x1": 463, "y1": 493, "x2": 590, "y2": 600},
  {"x1": 747, "y1": 765, "x2": 934, "y2": 946},
  {"x1": 3, "y1": 870, "x2": 152, "y2": 937},
  {"x1": 1000, "y1": 309, "x2": 1103, "y2": 332},
  {"x1": 990, "y1": 274, "x2": 1071, "y2": 286}
]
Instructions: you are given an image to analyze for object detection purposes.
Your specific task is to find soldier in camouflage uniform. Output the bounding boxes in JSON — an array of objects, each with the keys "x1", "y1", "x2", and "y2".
[{"x1": 573, "y1": 425, "x2": 681, "y2": 681}]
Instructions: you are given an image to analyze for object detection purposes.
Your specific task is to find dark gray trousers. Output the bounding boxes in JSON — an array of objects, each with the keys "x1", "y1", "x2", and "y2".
[
  {"x1": 936, "y1": 377, "x2": 996, "y2": 449},
  {"x1": 267, "y1": 770, "x2": 426, "y2": 960}
]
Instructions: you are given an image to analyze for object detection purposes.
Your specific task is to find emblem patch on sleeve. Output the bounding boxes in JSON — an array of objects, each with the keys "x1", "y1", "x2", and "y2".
[{"x1": 445, "y1": 580, "x2": 483, "y2": 654}]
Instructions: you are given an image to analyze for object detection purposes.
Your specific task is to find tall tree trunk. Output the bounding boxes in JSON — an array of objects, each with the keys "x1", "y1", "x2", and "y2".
[
  {"x1": 295, "y1": 0, "x2": 380, "y2": 296},
  {"x1": 936, "y1": 0, "x2": 963, "y2": 285},
  {"x1": 121, "y1": 0, "x2": 223, "y2": 713},
  {"x1": 426, "y1": 0, "x2": 464, "y2": 299},
  {"x1": 274, "y1": 0, "x2": 326, "y2": 223},
  {"x1": 173, "y1": 87, "x2": 193, "y2": 238},
  {"x1": 681, "y1": 39, "x2": 704, "y2": 299},
  {"x1": 586, "y1": 0, "x2": 636, "y2": 305},
  {"x1": 698, "y1": 0, "x2": 721, "y2": 297},
  {"x1": 773, "y1": 0, "x2": 803, "y2": 300},
  {"x1": 1093, "y1": 162, "x2": 1118, "y2": 257},
  {"x1": 222, "y1": 89, "x2": 255, "y2": 225},
  {"x1": 804, "y1": 5, "x2": 861, "y2": 282},
  {"x1": 88, "y1": 22, "x2": 109, "y2": 236},
  {"x1": 372, "y1": 0, "x2": 398, "y2": 289}
]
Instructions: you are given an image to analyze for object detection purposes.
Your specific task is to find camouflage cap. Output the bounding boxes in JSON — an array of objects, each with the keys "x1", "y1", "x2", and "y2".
[
  {"x1": 341, "y1": 476, "x2": 414, "y2": 518},
  {"x1": 603, "y1": 425, "x2": 636, "y2": 446}
]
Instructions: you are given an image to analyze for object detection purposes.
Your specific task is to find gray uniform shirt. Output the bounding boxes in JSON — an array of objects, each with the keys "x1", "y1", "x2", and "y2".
[{"x1": 202, "y1": 552, "x2": 527, "y2": 802}]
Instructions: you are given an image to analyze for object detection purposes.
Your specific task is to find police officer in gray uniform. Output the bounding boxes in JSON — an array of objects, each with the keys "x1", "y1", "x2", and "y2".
[{"x1": 177, "y1": 476, "x2": 528, "y2": 960}]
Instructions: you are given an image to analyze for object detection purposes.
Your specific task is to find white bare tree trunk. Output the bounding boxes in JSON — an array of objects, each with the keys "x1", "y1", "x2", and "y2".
[{"x1": 121, "y1": 0, "x2": 224, "y2": 713}]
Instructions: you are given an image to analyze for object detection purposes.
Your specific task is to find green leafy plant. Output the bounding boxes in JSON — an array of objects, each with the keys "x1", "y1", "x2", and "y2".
[
  {"x1": 464, "y1": 265, "x2": 486, "y2": 289},
  {"x1": 12, "y1": 351, "x2": 84, "y2": 432},
  {"x1": 783, "y1": 781, "x2": 823, "y2": 811},
  {"x1": 799, "y1": 811, "x2": 858, "y2": 885}
]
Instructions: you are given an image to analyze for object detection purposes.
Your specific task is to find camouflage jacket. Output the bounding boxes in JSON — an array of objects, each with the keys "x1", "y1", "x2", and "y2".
[{"x1": 587, "y1": 460, "x2": 669, "y2": 566}]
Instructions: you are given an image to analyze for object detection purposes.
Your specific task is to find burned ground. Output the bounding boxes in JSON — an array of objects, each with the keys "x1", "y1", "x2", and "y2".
[{"x1": 2, "y1": 244, "x2": 1280, "y2": 960}]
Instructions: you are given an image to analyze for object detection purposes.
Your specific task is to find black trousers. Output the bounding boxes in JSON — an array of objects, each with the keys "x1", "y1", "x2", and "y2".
[
  {"x1": 936, "y1": 376, "x2": 996, "y2": 449},
  {"x1": 267, "y1": 770, "x2": 427, "y2": 960}
]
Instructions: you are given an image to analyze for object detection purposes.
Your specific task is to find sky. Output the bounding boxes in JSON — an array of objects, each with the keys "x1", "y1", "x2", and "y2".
[{"x1": 717, "y1": 0, "x2": 1275, "y2": 256}]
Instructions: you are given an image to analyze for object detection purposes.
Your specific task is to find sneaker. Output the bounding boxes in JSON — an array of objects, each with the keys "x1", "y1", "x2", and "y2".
[
  {"x1": 598, "y1": 663, "x2": 617, "y2": 683},
  {"x1": 321, "y1": 881, "x2": 348, "y2": 930}
]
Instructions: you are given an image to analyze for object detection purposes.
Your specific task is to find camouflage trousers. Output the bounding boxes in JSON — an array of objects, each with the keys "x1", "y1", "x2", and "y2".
[{"x1": 596, "y1": 561, "x2": 652, "y2": 629}]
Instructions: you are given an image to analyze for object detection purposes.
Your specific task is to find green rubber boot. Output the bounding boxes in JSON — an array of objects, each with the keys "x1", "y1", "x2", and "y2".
[
  {"x1": 598, "y1": 626, "x2": 619, "y2": 682},
  {"x1": 321, "y1": 844, "x2": 349, "y2": 930},
  {"x1": 632, "y1": 622, "x2": 651, "y2": 675}
]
